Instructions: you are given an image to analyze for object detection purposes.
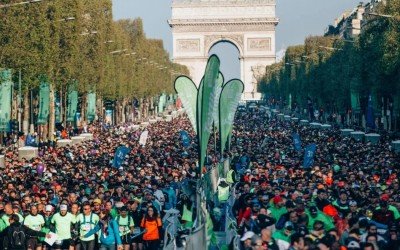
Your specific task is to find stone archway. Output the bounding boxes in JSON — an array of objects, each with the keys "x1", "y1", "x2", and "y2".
[{"x1": 169, "y1": 0, "x2": 279, "y2": 100}]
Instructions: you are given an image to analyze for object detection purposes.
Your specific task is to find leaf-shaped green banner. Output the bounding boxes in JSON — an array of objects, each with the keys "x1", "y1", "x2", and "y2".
[
  {"x1": 174, "y1": 76, "x2": 198, "y2": 134},
  {"x1": 198, "y1": 55, "x2": 220, "y2": 173},
  {"x1": 219, "y1": 79, "x2": 244, "y2": 154}
]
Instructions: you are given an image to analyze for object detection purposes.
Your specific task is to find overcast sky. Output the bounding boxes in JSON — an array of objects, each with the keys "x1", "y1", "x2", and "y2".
[{"x1": 112, "y1": 0, "x2": 362, "y2": 80}]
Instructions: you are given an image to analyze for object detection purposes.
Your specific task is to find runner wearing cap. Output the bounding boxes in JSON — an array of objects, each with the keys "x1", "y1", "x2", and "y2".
[
  {"x1": 50, "y1": 204, "x2": 76, "y2": 250},
  {"x1": 272, "y1": 221, "x2": 294, "y2": 249},
  {"x1": 42, "y1": 204, "x2": 54, "y2": 250},
  {"x1": 240, "y1": 231, "x2": 254, "y2": 250},
  {"x1": 92, "y1": 199, "x2": 102, "y2": 215}
]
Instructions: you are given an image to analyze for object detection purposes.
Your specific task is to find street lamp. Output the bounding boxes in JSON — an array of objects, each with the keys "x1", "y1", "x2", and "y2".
[
  {"x1": 109, "y1": 49, "x2": 127, "y2": 55},
  {"x1": 318, "y1": 46, "x2": 343, "y2": 51},
  {"x1": 58, "y1": 17, "x2": 75, "y2": 22},
  {"x1": 123, "y1": 52, "x2": 136, "y2": 56},
  {"x1": 0, "y1": 0, "x2": 42, "y2": 9},
  {"x1": 110, "y1": 50, "x2": 122, "y2": 54},
  {"x1": 80, "y1": 31, "x2": 98, "y2": 36},
  {"x1": 330, "y1": 37, "x2": 354, "y2": 43},
  {"x1": 367, "y1": 13, "x2": 394, "y2": 18}
]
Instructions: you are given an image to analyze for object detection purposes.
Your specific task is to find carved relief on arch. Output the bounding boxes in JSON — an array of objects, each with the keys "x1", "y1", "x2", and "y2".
[{"x1": 204, "y1": 34, "x2": 244, "y2": 55}]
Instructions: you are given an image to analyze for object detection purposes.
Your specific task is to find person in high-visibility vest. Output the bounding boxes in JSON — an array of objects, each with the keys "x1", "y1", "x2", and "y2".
[
  {"x1": 226, "y1": 169, "x2": 236, "y2": 185},
  {"x1": 218, "y1": 178, "x2": 230, "y2": 203}
]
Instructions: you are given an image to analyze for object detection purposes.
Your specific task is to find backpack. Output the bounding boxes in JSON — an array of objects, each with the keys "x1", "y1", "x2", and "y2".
[
  {"x1": 82, "y1": 213, "x2": 94, "y2": 225},
  {"x1": 116, "y1": 215, "x2": 133, "y2": 228},
  {"x1": 9, "y1": 225, "x2": 26, "y2": 248}
]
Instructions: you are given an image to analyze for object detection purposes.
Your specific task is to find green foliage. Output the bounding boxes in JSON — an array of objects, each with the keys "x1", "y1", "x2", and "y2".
[
  {"x1": 260, "y1": 1, "x2": 400, "y2": 115},
  {"x1": 0, "y1": 0, "x2": 187, "y2": 100}
]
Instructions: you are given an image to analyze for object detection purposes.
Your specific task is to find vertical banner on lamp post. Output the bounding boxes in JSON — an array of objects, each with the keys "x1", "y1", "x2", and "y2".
[
  {"x1": 67, "y1": 84, "x2": 78, "y2": 122},
  {"x1": 175, "y1": 76, "x2": 198, "y2": 134},
  {"x1": 219, "y1": 79, "x2": 244, "y2": 154},
  {"x1": 351, "y1": 91, "x2": 359, "y2": 110},
  {"x1": 112, "y1": 146, "x2": 130, "y2": 168},
  {"x1": 292, "y1": 133, "x2": 302, "y2": 151},
  {"x1": 198, "y1": 55, "x2": 220, "y2": 172},
  {"x1": 366, "y1": 94, "x2": 375, "y2": 129},
  {"x1": 158, "y1": 94, "x2": 166, "y2": 114},
  {"x1": 0, "y1": 69, "x2": 12, "y2": 132},
  {"x1": 180, "y1": 130, "x2": 191, "y2": 148},
  {"x1": 37, "y1": 78, "x2": 50, "y2": 125},
  {"x1": 67, "y1": 90, "x2": 78, "y2": 122},
  {"x1": 55, "y1": 94, "x2": 61, "y2": 123},
  {"x1": 86, "y1": 92, "x2": 96, "y2": 122}
]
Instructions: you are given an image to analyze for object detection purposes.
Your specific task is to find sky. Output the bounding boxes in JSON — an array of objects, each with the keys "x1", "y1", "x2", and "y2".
[{"x1": 112, "y1": 0, "x2": 362, "y2": 80}]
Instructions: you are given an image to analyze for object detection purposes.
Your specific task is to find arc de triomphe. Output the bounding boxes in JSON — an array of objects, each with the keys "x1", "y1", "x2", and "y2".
[{"x1": 169, "y1": 0, "x2": 279, "y2": 100}]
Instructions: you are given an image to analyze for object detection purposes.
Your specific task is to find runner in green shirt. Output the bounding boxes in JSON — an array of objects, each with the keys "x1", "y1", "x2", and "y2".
[
  {"x1": 24, "y1": 205, "x2": 45, "y2": 250},
  {"x1": 51, "y1": 204, "x2": 76, "y2": 250},
  {"x1": 77, "y1": 202, "x2": 100, "y2": 250},
  {"x1": 115, "y1": 206, "x2": 134, "y2": 250}
]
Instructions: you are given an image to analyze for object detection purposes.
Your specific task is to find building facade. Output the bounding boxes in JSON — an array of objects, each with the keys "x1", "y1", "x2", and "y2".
[{"x1": 169, "y1": 0, "x2": 279, "y2": 100}]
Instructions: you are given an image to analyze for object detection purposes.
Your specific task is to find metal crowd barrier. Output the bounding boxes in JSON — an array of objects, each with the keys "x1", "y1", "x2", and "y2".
[
  {"x1": 185, "y1": 222, "x2": 207, "y2": 250},
  {"x1": 174, "y1": 158, "x2": 234, "y2": 250},
  {"x1": 225, "y1": 182, "x2": 240, "y2": 248}
]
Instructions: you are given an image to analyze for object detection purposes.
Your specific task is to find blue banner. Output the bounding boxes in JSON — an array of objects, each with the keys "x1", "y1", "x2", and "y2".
[
  {"x1": 303, "y1": 144, "x2": 317, "y2": 168},
  {"x1": 113, "y1": 146, "x2": 130, "y2": 168},
  {"x1": 366, "y1": 94, "x2": 375, "y2": 129},
  {"x1": 25, "y1": 134, "x2": 36, "y2": 147},
  {"x1": 292, "y1": 133, "x2": 302, "y2": 151},
  {"x1": 180, "y1": 130, "x2": 191, "y2": 148}
]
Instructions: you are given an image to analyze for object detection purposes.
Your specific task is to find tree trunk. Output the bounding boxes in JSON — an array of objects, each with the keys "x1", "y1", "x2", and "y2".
[
  {"x1": 63, "y1": 86, "x2": 68, "y2": 128},
  {"x1": 12, "y1": 91, "x2": 18, "y2": 120},
  {"x1": 96, "y1": 96, "x2": 103, "y2": 122},
  {"x1": 122, "y1": 99, "x2": 127, "y2": 124},
  {"x1": 81, "y1": 94, "x2": 86, "y2": 126},
  {"x1": 115, "y1": 100, "x2": 120, "y2": 125},
  {"x1": 150, "y1": 97, "x2": 154, "y2": 117},
  {"x1": 48, "y1": 83, "x2": 55, "y2": 142},
  {"x1": 131, "y1": 102, "x2": 136, "y2": 123},
  {"x1": 138, "y1": 98, "x2": 142, "y2": 121},
  {"x1": 23, "y1": 91, "x2": 29, "y2": 135}
]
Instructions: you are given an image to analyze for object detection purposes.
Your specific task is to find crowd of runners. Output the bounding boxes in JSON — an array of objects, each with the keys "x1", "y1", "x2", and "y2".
[
  {"x1": 0, "y1": 105, "x2": 397, "y2": 250},
  {"x1": 228, "y1": 108, "x2": 400, "y2": 250}
]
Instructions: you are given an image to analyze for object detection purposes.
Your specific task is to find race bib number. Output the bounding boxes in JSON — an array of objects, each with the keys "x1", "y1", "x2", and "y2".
[
  {"x1": 32, "y1": 225, "x2": 42, "y2": 231},
  {"x1": 82, "y1": 224, "x2": 91, "y2": 231},
  {"x1": 119, "y1": 226, "x2": 126, "y2": 233}
]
